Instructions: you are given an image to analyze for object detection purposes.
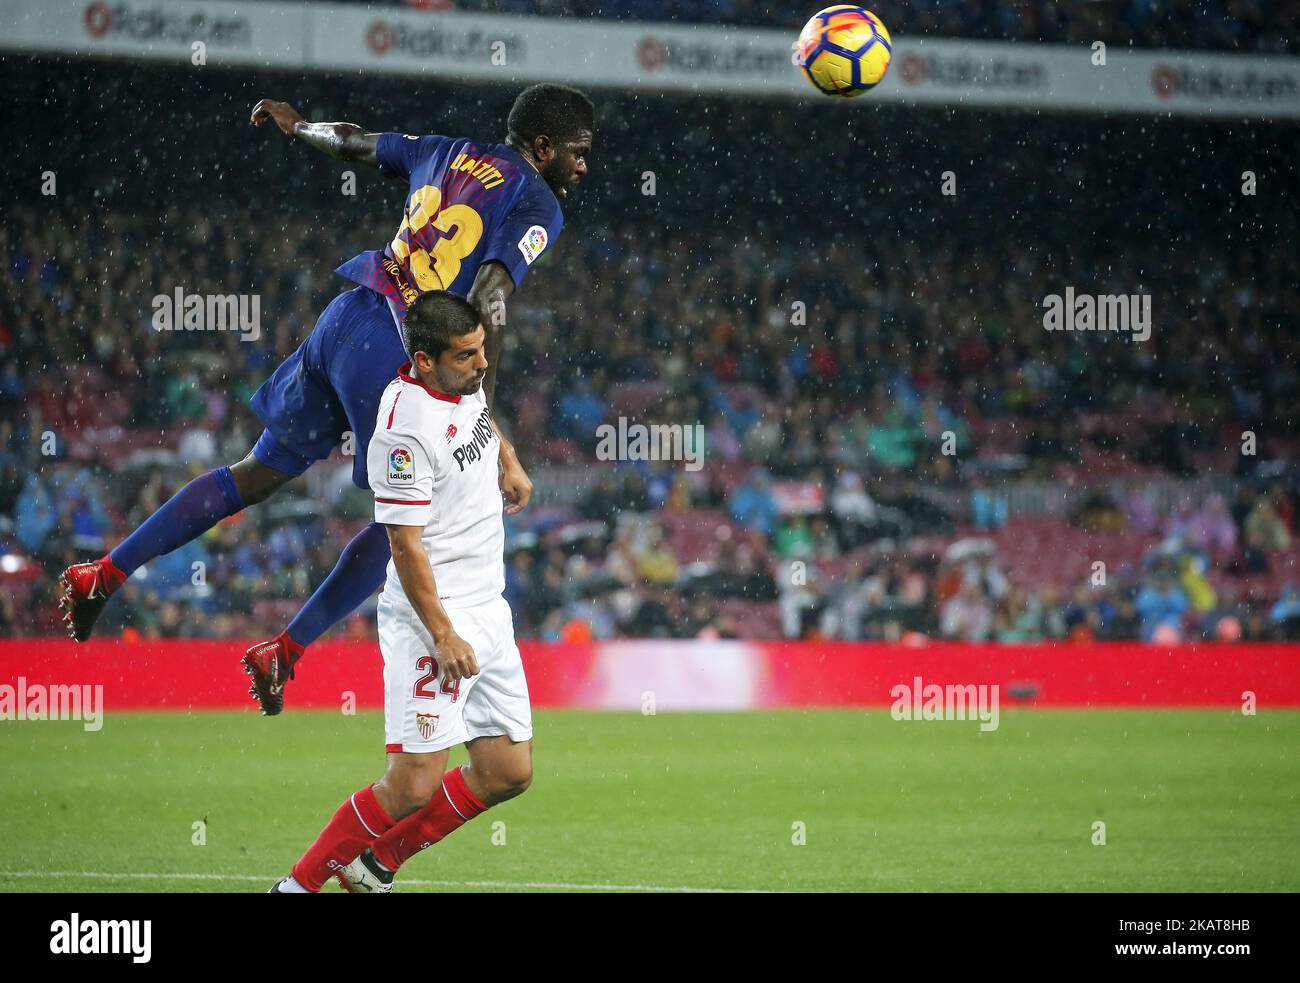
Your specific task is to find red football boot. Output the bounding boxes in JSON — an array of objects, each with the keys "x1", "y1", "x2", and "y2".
[
  {"x1": 58, "y1": 558, "x2": 127, "y2": 642},
  {"x1": 241, "y1": 632, "x2": 305, "y2": 717}
]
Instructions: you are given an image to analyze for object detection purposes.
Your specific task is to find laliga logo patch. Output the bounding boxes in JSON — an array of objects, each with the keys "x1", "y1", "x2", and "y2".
[
  {"x1": 416, "y1": 712, "x2": 439, "y2": 741},
  {"x1": 445, "y1": 424, "x2": 458, "y2": 443},
  {"x1": 388, "y1": 446, "x2": 414, "y2": 483},
  {"x1": 517, "y1": 224, "x2": 548, "y2": 265}
]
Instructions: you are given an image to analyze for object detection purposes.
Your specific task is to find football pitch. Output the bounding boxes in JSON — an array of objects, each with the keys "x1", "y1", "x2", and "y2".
[{"x1": 1, "y1": 709, "x2": 1296, "y2": 893}]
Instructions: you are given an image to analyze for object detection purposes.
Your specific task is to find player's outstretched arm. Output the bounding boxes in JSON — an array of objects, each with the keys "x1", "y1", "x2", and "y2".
[
  {"x1": 250, "y1": 99, "x2": 381, "y2": 167},
  {"x1": 384, "y1": 524, "x2": 478, "y2": 681},
  {"x1": 468, "y1": 261, "x2": 516, "y2": 409}
]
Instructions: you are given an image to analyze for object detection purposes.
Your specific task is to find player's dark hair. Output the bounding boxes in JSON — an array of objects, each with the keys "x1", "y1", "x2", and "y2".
[
  {"x1": 402, "y1": 291, "x2": 482, "y2": 361},
  {"x1": 507, "y1": 84, "x2": 594, "y2": 149}
]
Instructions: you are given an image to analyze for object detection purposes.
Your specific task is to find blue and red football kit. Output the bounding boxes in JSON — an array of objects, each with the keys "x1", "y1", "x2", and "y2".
[
  {"x1": 252, "y1": 133, "x2": 563, "y2": 488},
  {"x1": 107, "y1": 133, "x2": 562, "y2": 649}
]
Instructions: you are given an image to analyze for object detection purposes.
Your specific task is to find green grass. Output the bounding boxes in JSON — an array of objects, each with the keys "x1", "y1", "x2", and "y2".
[{"x1": 1, "y1": 709, "x2": 1297, "y2": 892}]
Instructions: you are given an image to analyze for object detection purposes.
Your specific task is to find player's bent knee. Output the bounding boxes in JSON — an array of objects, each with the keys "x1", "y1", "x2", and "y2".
[
  {"x1": 377, "y1": 777, "x2": 437, "y2": 819},
  {"x1": 230, "y1": 454, "x2": 294, "y2": 505},
  {"x1": 493, "y1": 762, "x2": 533, "y2": 802},
  {"x1": 512, "y1": 769, "x2": 533, "y2": 797},
  {"x1": 398, "y1": 789, "x2": 436, "y2": 818},
  {"x1": 376, "y1": 756, "x2": 446, "y2": 818},
  {"x1": 510, "y1": 745, "x2": 535, "y2": 796}
]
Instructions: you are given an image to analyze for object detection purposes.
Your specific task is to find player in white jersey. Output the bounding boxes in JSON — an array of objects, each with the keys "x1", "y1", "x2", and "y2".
[{"x1": 270, "y1": 291, "x2": 533, "y2": 894}]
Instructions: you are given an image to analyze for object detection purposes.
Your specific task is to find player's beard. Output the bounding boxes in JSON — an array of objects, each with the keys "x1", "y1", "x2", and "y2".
[{"x1": 542, "y1": 164, "x2": 575, "y2": 200}]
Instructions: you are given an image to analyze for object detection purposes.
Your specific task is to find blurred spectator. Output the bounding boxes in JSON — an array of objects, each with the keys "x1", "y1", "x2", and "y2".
[
  {"x1": 729, "y1": 467, "x2": 778, "y2": 536},
  {"x1": 1135, "y1": 576, "x2": 1190, "y2": 641},
  {"x1": 1243, "y1": 491, "x2": 1292, "y2": 570},
  {"x1": 970, "y1": 477, "x2": 1009, "y2": 531},
  {"x1": 941, "y1": 584, "x2": 993, "y2": 641},
  {"x1": 1186, "y1": 494, "x2": 1238, "y2": 555}
]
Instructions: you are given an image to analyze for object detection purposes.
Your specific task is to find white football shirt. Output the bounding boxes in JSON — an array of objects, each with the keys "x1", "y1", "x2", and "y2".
[{"x1": 367, "y1": 361, "x2": 505, "y2": 608}]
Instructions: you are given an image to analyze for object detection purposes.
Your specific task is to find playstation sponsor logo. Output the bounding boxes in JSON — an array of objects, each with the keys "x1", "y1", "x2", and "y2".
[{"x1": 451, "y1": 408, "x2": 496, "y2": 472}]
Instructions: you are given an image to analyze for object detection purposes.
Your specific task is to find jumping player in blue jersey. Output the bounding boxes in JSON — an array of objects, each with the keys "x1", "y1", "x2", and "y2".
[{"x1": 58, "y1": 85, "x2": 594, "y2": 715}]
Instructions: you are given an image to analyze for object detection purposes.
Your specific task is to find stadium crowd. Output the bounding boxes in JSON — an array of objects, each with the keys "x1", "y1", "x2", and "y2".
[
  {"x1": 1, "y1": 67, "x2": 1297, "y2": 644},
  {"x1": 3, "y1": 199, "x2": 1296, "y2": 642}
]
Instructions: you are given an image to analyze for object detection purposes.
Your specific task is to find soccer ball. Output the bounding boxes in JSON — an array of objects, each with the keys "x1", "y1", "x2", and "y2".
[{"x1": 792, "y1": 6, "x2": 893, "y2": 97}]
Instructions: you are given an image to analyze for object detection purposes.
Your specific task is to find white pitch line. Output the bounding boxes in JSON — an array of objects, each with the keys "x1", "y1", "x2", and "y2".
[{"x1": 0, "y1": 869, "x2": 769, "y2": 894}]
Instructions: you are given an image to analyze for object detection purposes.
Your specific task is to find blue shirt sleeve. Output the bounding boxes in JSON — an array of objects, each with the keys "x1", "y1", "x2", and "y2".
[
  {"x1": 481, "y1": 188, "x2": 564, "y2": 288},
  {"x1": 375, "y1": 133, "x2": 448, "y2": 181}
]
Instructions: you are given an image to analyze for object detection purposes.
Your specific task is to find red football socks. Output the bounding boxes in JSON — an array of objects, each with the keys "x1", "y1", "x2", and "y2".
[
  {"x1": 99, "y1": 555, "x2": 128, "y2": 593},
  {"x1": 371, "y1": 766, "x2": 489, "y2": 873},
  {"x1": 291, "y1": 784, "x2": 395, "y2": 892},
  {"x1": 274, "y1": 630, "x2": 306, "y2": 666}
]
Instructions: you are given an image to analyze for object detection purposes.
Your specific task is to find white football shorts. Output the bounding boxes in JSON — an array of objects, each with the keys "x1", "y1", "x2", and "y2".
[{"x1": 378, "y1": 591, "x2": 533, "y2": 754}]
